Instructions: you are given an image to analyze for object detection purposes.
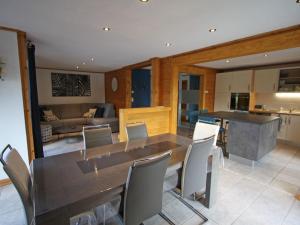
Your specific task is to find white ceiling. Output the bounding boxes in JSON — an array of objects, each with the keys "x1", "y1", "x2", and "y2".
[
  {"x1": 196, "y1": 47, "x2": 300, "y2": 69},
  {"x1": 0, "y1": 0, "x2": 299, "y2": 72}
]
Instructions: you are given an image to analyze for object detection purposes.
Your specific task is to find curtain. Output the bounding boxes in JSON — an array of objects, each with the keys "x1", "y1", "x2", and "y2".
[{"x1": 27, "y1": 42, "x2": 44, "y2": 158}]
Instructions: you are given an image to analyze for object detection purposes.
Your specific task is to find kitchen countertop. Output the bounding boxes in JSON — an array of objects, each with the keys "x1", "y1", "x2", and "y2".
[
  {"x1": 206, "y1": 111, "x2": 280, "y2": 124},
  {"x1": 250, "y1": 109, "x2": 300, "y2": 116}
]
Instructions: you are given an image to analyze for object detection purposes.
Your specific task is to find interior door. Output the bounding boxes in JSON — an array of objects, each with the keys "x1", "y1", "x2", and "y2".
[{"x1": 131, "y1": 69, "x2": 151, "y2": 108}]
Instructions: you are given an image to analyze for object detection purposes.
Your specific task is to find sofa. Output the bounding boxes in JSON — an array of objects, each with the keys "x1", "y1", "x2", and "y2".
[{"x1": 40, "y1": 103, "x2": 119, "y2": 136}]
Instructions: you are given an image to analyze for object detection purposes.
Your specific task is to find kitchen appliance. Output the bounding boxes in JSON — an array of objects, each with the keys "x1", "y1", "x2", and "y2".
[{"x1": 230, "y1": 93, "x2": 250, "y2": 111}]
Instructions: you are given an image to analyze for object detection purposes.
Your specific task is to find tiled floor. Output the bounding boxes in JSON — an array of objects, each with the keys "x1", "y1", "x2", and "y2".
[{"x1": 1, "y1": 142, "x2": 300, "y2": 225}]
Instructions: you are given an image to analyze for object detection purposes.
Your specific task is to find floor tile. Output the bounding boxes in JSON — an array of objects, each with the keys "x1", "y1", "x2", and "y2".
[
  {"x1": 282, "y1": 200, "x2": 300, "y2": 225},
  {"x1": 233, "y1": 187, "x2": 295, "y2": 225}
]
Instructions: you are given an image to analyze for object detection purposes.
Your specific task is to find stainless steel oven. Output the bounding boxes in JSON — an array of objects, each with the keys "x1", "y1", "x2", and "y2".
[{"x1": 230, "y1": 93, "x2": 250, "y2": 111}]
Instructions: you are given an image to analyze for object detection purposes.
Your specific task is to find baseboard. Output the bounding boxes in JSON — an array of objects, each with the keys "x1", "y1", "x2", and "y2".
[{"x1": 0, "y1": 178, "x2": 11, "y2": 187}]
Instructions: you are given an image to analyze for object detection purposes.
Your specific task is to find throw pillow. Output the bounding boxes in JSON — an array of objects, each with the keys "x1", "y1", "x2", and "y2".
[
  {"x1": 43, "y1": 110, "x2": 59, "y2": 121},
  {"x1": 94, "y1": 107, "x2": 105, "y2": 118},
  {"x1": 89, "y1": 108, "x2": 97, "y2": 118}
]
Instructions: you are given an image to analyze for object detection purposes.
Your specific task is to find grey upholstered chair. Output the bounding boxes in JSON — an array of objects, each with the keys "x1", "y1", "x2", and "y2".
[
  {"x1": 0, "y1": 145, "x2": 34, "y2": 225},
  {"x1": 1, "y1": 145, "x2": 98, "y2": 225},
  {"x1": 122, "y1": 151, "x2": 175, "y2": 225},
  {"x1": 83, "y1": 124, "x2": 113, "y2": 149},
  {"x1": 125, "y1": 122, "x2": 148, "y2": 141},
  {"x1": 174, "y1": 136, "x2": 215, "y2": 223}
]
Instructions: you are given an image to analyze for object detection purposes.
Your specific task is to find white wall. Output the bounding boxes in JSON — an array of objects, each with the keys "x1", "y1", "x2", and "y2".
[
  {"x1": 0, "y1": 30, "x2": 29, "y2": 179},
  {"x1": 36, "y1": 69, "x2": 105, "y2": 105}
]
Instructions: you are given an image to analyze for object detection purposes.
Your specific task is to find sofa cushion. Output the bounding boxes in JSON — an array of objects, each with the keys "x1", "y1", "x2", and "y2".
[{"x1": 94, "y1": 107, "x2": 105, "y2": 118}]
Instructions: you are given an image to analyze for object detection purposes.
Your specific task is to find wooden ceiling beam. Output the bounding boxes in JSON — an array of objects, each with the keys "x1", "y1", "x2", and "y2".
[{"x1": 171, "y1": 25, "x2": 300, "y2": 65}]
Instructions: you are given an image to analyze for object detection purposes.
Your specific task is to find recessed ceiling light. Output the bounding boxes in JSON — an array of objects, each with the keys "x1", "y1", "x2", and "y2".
[
  {"x1": 165, "y1": 42, "x2": 172, "y2": 47},
  {"x1": 139, "y1": 0, "x2": 149, "y2": 3},
  {"x1": 102, "y1": 27, "x2": 111, "y2": 31},
  {"x1": 82, "y1": 62, "x2": 86, "y2": 65},
  {"x1": 226, "y1": 59, "x2": 230, "y2": 63},
  {"x1": 264, "y1": 54, "x2": 269, "y2": 57},
  {"x1": 90, "y1": 58, "x2": 94, "y2": 62},
  {"x1": 76, "y1": 66, "x2": 79, "y2": 70},
  {"x1": 209, "y1": 28, "x2": 217, "y2": 32}
]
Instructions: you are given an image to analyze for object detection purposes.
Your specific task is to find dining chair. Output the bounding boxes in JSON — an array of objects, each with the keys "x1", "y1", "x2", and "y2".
[
  {"x1": 122, "y1": 151, "x2": 175, "y2": 225},
  {"x1": 82, "y1": 124, "x2": 113, "y2": 149},
  {"x1": 0, "y1": 144, "x2": 34, "y2": 225},
  {"x1": 193, "y1": 121, "x2": 220, "y2": 146},
  {"x1": 1, "y1": 145, "x2": 98, "y2": 225},
  {"x1": 173, "y1": 136, "x2": 215, "y2": 223},
  {"x1": 125, "y1": 122, "x2": 148, "y2": 141}
]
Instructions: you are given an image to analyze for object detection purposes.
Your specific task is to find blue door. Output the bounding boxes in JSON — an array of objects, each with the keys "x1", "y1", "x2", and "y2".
[{"x1": 132, "y1": 69, "x2": 151, "y2": 107}]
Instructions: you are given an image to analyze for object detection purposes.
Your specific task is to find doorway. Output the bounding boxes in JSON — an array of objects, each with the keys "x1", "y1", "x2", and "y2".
[
  {"x1": 178, "y1": 74, "x2": 202, "y2": 128},
  {"x1": 131, "y1": 69, "x2": 151, "y2": 107}
]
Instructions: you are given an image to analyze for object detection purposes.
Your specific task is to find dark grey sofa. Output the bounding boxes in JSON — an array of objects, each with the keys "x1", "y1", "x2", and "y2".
[{"x1": 40, "y1": 103, "x2": 119, "y2": 134}]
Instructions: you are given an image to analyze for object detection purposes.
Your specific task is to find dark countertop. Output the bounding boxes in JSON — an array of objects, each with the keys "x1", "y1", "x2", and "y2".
[
  {"x1": 206, "y1": 111, "x2": 280, "y2": 124},
  {"x1": 249, "y1": 109, "x2": 300, "y2": 116}
]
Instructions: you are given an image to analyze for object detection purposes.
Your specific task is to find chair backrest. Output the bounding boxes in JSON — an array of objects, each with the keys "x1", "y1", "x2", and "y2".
[
  {"x1": 125, "y1": 122, "x2": 148, "y2": 141},
  {"x1": 193, "y1": 121, "x2": 220, "y2": 146},
  {"x1": 82, "y1": 124, "x2": 113, "y2": 149},
  {"x1": 181, "y1": 136, "x2": 215, "y2": 198},
  {"x1": 123, "y1": 151, "x2": 172, "y2": 225},
  {"x1": 0, "y1": 145, "x2": 33, "y2": 225}
]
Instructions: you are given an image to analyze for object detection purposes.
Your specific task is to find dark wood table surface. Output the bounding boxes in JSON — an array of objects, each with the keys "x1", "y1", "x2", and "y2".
[{"x1": 31, "y1": 133, "x2": 191, "y2": 225}]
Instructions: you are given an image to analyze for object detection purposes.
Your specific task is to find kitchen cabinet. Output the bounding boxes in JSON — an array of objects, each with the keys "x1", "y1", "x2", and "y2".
[
  {"x1": 277, "y1": 114, "x2": 300, "y2": 145},
  {"x1": 216, "y1": 73, "x2": 232, "y2": 93},
  {"x1": 254, "y1": 69, "x2": 279, "y2": 93},
  {"x1": 214, "y1": 93, "x2": 230, "y2": 111},
  {"x1": 216, "y1": 70, "x2": 252, "y2": 93},
  {"x1": 286, "y1": 115, "x2": 300, "y2": 144},
  {"x1": 231, "y1": 70, "x2": 252, "y2": 93}
]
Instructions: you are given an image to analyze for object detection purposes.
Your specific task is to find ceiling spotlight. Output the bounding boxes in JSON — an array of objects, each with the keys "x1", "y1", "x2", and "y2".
[
  {"x1": 90, "y1": 58, "x2": 94, "y2": 62},
  {"x1": 165, "y1": 42, "x2": 172, "y2": 47},
  {"x1": 139, "y1": 0, "x2": 149, "y2": 2},
  {"x1": 102, "y1": 27, "x2": 111, "y2": 31},
  {"x1": 76, "y1": 66, "x2": 79, "y2": 70},
  {"x1": 209, "y1": 28, "x2": 217, "y2": 32},
  {"x1": 82, "y1": 62, "x2": 86, "y2": 65},
  {"x1": 226, "y1": 59, "x2": 230, "y2": 63},
  {"x1": 264, "y1": 54, "x2": 268, "y2": 57}
]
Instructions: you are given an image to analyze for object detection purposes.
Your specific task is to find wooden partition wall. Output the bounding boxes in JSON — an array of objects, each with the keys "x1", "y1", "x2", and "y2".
[{"x1": 119, "y1": 106, "x2": 171, "y2": 142}]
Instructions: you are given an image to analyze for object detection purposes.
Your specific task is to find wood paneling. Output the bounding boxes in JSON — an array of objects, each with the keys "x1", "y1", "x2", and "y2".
[
  {"x1": 105, "y1": 68, "x2": 131, "y2": 115},
  {"x1": 151, "y1": 58, "x2": 160, "y2": 106},
  {"x1": 119, "y1": 107, "x2": 171, "y2": 141},
  {"x1": 0, "y1": 178, "x2": 11, "y2": 187},
  {"x1": 17, "y1": 32, "x2": 35, "y2": 162}
]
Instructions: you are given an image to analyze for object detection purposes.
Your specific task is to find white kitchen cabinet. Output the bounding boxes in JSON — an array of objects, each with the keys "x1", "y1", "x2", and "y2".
[
  {"x1": 231, "y1": 70, "x2": 252, "y2": 93},
  {"x1": 277, "y1": 115, "x2": 289, "y2": 140},
  {"x1": 286, "y1": 115, "x2": 300, "y2": 144},
  {"x1": 216, "y1": 73, "x2": 232, "y2": 93},
  {"x1": 254, "y1": 69, "x2": 279, "y2": 93},
  {"x1": 214, "y1": 92, "x2": 230, "y2": 111},
  {"x1": 216, "y1": 70, "x2": 252, "y2": 93},
  {"x1": 277, "y1": 114, "x2": 300, "y2": 145}
]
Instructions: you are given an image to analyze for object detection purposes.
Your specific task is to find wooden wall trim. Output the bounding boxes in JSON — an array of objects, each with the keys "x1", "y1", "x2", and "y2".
[
  {"x1": 0, "y1": 178, "x2": 11, "y2": 187},
  {"x1": 17, "y1": 32, "x2": 35, "y2": 162},
  {"x1": 172, "y1": 25, "x2": 300, "y2": 65}
]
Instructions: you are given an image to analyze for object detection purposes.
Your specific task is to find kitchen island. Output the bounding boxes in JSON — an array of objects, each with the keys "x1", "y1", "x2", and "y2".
[{"x1": 206, "y1": 111, "x2": 280, "y2": 165}]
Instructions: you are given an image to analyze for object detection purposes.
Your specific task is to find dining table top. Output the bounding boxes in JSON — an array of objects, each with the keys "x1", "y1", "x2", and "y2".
[{"x1": 31, "y1": 133, "x2": 191, "y2": 225}]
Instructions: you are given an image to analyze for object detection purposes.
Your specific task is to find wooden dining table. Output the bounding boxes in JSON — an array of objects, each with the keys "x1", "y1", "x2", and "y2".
[{"x1": 31, "y1": 133, "x2": 192, "y2": 225}]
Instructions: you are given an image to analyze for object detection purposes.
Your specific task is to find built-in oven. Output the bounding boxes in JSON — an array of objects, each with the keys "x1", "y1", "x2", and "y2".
[{"x1": 230, "y1": 93, "x2": 250, "y2": 111}]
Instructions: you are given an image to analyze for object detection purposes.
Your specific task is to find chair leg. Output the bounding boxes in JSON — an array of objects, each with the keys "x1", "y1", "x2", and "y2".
[
  {"x1": 170, "y1": 190, "x2": 208, "y2": 224},
  {"x1": 159, "y1": 212, "x2": 176, "y2": 225}
]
